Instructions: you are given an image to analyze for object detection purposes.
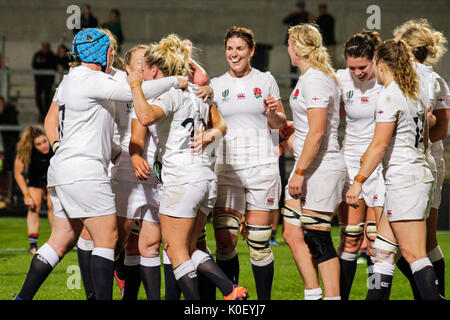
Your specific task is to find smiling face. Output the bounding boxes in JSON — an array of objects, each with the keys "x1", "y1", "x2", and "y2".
[
  {"x1": 33, "y1": 135, "x2": 50, "y2": 154},
  {"x1": 225, "y1": 36, "x2": 254, "y2": 78},
  {"x1": 346, "y1": 56, "x2": 375, "y2": 81}
]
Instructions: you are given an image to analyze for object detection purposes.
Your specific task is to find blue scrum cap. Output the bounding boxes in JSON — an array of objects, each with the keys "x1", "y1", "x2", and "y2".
[{"x1": 72, "y1": 28, "x2": 111, "y2": 67}]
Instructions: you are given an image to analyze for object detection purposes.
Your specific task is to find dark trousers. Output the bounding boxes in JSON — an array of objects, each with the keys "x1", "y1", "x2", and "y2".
[{"x1": 34, "y1": 77, "x2": 54, "y2": 120}]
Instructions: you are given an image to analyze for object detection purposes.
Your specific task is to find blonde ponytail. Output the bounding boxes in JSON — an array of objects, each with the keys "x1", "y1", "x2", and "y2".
[
  {"x1": 288, "y1": 24, "x2": 338, "y2": 83},
  {"x1": 144, "y1": 34, "x2": 192, "y2": 77}
]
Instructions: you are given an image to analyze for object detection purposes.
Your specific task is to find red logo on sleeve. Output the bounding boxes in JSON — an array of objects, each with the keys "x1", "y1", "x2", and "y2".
[{"x1": 312, "y1": 96, "x2": 319, "y2": 101}]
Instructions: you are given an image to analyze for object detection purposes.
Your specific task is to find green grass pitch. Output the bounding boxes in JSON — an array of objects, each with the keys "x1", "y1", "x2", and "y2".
[{"x1": 1, "y1": 217, "x2": 449, "y2": 300}]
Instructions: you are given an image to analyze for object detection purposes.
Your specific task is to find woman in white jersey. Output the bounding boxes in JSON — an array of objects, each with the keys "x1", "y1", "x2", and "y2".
[
  {"x1": 15, "y1": 28, "x2": 186, "y2": 300},
  {"x1": 393, "y1": 19, "x2": 449, "y2": 299},
  {"x1": 346, "y1": 39, "x2": 443, "y2": 300},
  {"x1": 209, "y1": 26, "x2": 287, "y2": 300},
  {"x1": 336, "y1": 30, "x2": 384, "y2": 300},
  {"x1": 127, "y1": 34, "x2": 248, "y2": 300},
  {"x1": 283, "y1": 23, "x2": 345, "y2": 300}
]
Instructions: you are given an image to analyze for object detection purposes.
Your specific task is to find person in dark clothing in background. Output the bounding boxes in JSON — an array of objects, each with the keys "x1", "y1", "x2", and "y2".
[
  {"x1": 73, "y1": 4, "x2": 99, "y2": 35},
  {"x1": 0, "y1": 96, "x2": 19, "y2": 172},
  {"x1": 56, "y1": 45, "x2": 70, "y2": 72},
  {"x1": 32, "y1": 42, "x2": 57, "y2": 122},
  {"x1": 282, "y1": 1, "x2": 315, "y2": 87},
  {"x1": 315, "y1": 4, "x2": 337, "y2": 67},
  {"x1": 100, "y1": 9, "x2": 124, "y2": 53}
]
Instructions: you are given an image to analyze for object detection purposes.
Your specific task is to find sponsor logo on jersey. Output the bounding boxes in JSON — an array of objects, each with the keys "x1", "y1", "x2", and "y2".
[
  {"x1": 438, "y1": 98, "x2": 445, "y2": 103},
  {"x1": 387, "y1": 209, "x2": 392, "y2": 217},
  {"x1": 253, "y1": 87, "x2": 262, "y2": 99},
  {"x1": 293, "y1": 88, "x2": 300, "y2": 100},
  {"x1": 373, "y1": 194, "x2": 378, "y2": 201},
  {"x1": 267, "y1": 198, "x2": 274, "y2": 205},
  {"x1": 237, "y1": 93, "x2": 246, "y2": 100},
  {"x1": 361, "y1": 97, "x2": 369, "y2": 103}
]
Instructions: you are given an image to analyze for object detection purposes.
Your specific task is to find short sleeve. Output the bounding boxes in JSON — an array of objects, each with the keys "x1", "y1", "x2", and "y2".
[
  {"x1": 149, "y1": 91, "x2": 174, "y2": 117},
  {"x1": 266, "y1": 72, "x2": 281, "y2": 101},
  {"x1": 434, "y1": 76, "x2": 450, "y2": 110},
  {"x1": 375, "y1": 89, "x2": 401, "y2": 122},
  {"x1": 302, "y1": 76, "x2": 332, "y2": 109}
]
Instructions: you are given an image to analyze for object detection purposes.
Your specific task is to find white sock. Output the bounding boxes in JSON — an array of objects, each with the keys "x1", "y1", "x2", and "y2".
[
  {"x1": 77, "y1": 237, "x2": 94, "y2": 251},
  {"x1": 36, "y1": 243, "x2": 60, "y2": 268},
  {"x1": 92, "y1": 247, "x2": 115, "y2": 262},
  {"x1": 323, "y1": 296, "x2": 341, "y2": 300},
  {"x1": 304, "y1": 287, "x2": 322, "y2": 300},
  {"x1": 339, "y1": 251, "x2": 358, "y2": 261},
  {"x1": 410, "y1": 257, "x2": 433, "y2": 274},
  {"x1": 373, "y1": 261, "x2": 395, "y2": 276},
  {"x1": 163, "y1": 250, "x2": 171, "y2": 265},
  {"x1": 191, "y1": 250, "x2": 211, "y2": 269},
  {"x1": 173, "y1": 260, "x2": 196, "y2": 280},
  {"x1": 140, "y1": 256, "x2": 161, "y2": 267}
]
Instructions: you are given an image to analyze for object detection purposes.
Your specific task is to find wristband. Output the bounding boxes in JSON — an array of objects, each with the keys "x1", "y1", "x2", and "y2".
[
  {"x1": 51, "y1": 141, "x2": 60, "y2": 153},
  {"x1": 130, "y1": 81, "x2": 141, "y2": 89},
  {"x1": 294, "y1": 168, "x2": 305, "y2": 176},
  {"x1": 354, "y1": 174, "x2": 367, "y2": 183}
]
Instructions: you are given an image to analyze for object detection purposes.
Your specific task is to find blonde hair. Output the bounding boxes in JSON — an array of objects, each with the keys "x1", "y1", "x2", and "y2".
[
  {"x1": 144, "y1": 34, "x2": 192, "y2": 77},
  {"x1": 124, "y1": 44, "x2": 150, "y2": 66},
  {"x1": 375, "y1": 39, "x2": 419, "y2": 100},
  {"x1": 16, "y1": 125, "x2": 46, "y2": 167},
  {"x1": 393, "y1": 19, "x2": 447, "y2": 65},
  {"x1": 288, "y1": 24, "x2": 337, "y2": 83}
]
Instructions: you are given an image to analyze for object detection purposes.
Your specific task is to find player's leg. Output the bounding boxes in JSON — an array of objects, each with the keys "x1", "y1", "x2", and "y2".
[
  {"x1": 195, "y1": 226, "x2": 216, "y2": 300},
  {"x1": 139, "y1": 220, "x2": 162, "y2": 300},
  {"x1": 391, "y1": 219, "x2": 442, "y2": 300},
  {"x1": 190, "y1": 210, "x2": 237, "y2": 299},
  {"x1": 162, "y1": 249, "x2": 181, "y2": 300},
  {"x1": 337, "y1": 200, "x2": 366, "y2": 300},
  {"x1": 301, "y1": 208, "x2": 340, "y2": 299},
  {"x1": 426, "y1": 208, "x2": 445, "y2": 297},
  {"x1": 212, "y1": 207, "x2": 242, "y2": 284},
  {"x1": 26, "y1": 187, "x2": 44, "y2": 253},
  {"x1": 365, "y1": 207, "x2": 378, "y2": 278},
  {"x1": 77, "y1": 226, "x2": 95, "y2": 299},
  {"x1": 281, "y1": 198, "x2": 320, "y2": 300},
  {"x1": 16, "y1": 214, "x2": 83, "y2": 299},
  {"x1": 160, "y1": 213, "x2": 198, "y2": 300},
  {"x1": 366, "y1": 212, "x2": 397, "y2": 300},
  {"x1": 45, "y1": 187, "x2": 54, "y2": 228},
  {"x1": 122, "y1": 224, "x2": 141, "y2": 301},
  {"x1": 245, "y1": 209, "x2": 274, "y2": 300},
  {"x1": 270, "y1": 209, "x2": 280, "y2": 246},
  {"x1": 82, "y1": 213, "x2": 118, "y2": 300}
]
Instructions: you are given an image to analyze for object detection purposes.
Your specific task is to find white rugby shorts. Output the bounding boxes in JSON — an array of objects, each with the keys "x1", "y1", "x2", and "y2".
[
  {"x1": 112, "y1": 180, "x2": 160, "y2": 223},
  {"x1": 50, "y1": 180, "x2": 116, "y2": 219},
  {"x1": 214, "y1": 163, "x2": 281, "y2": 214}
]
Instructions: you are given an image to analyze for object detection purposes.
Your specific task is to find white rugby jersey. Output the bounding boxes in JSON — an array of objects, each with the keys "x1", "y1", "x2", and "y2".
[
  {"x1": 110, "y1": 71, "x2": 159, "y2": 184},
  {"x1": 289, "y1": 67, "x2": 341, "y2": 160},
  {"x1": 210, "y1": 68, "x2": 280, "y2": 170},
  {"x1": 151, "y1": 86, "x2": 216, "y2": 186},
  {"x1": 337, "y1": 68, "x2": 382, "y2": 165},
  {"x1": 414, "y1": 63, "x2": 450, "y2": 154},
  {"x1": 48, "y1": 65, "x2": 178, "y2": 186},
  {"x1": 375, "y1": 81, "x2": 434, "y2": 189}
]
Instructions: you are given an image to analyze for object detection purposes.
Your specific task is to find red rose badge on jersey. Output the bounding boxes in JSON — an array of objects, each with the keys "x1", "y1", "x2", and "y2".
[
  {"x1": 253, "y1": 88, "x2": 262, "y2": 99},
  {"x1": 293, "y1": 88, "x2": 299, "y2": 100}
]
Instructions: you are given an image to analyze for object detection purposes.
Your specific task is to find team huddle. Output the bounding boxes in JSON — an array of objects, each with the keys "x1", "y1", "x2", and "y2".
[{"x1": 13, "y1": 18, "x2": 449, "y2": 301}]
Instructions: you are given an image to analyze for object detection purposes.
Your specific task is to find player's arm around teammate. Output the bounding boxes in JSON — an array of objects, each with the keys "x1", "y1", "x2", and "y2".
[{"x1": 347, "y1": 39, "x2": 443, "y2": 300}]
